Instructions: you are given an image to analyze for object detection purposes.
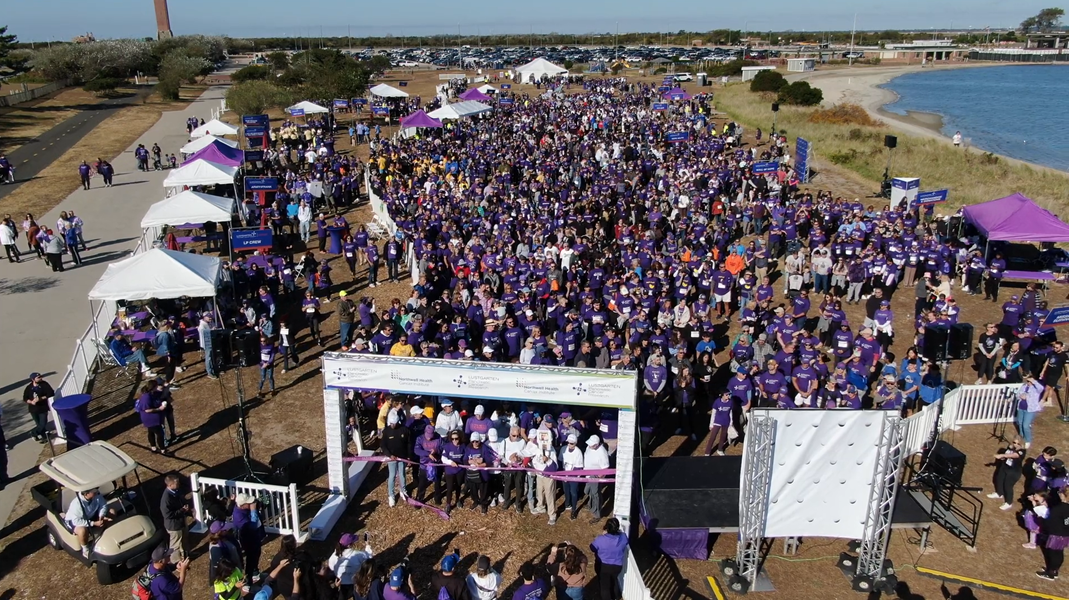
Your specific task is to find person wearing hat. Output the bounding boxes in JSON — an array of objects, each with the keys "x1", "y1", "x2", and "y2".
[
  {"x1": 526, "y1": 427, "x2": 559, "y2": 525},
  {"x1": 414, "y1": 424, "x2": 444, "y2": 506},
  {"x1": 381, "y1": 409, "x2": 412, "y2": 507},
  {"x1": 462, "y1": 432, "x2": 491, "y2": 513},
  {"x1": 147, "y1": 544, "x2": 190, "y2": 600},
  {"x1": 432, "y1": 551, "x2": 471, "y2": 600},
  {"x1": 65, "y1": 487, "x2": 117, "y2": 558},
  {"x1": 207, "y1": 520, "x2": 241, "y2": 587},
  {"x1": 583, "y1": 435, "x2": 610, "y2": 523},
  {"x1": 329, "y1": 532, "x2": 374, "y2": 599},
  {"x1": 500, "y1": 426, "x2": 529, "y2": 513},
  {"x1": 559, "y1": 433, "x2": 585, "y2": 520},
  {"x1": 233, "y1": 492, "x2": 264, "y2": 581},
  {"x1": 465, "y1": 404, "x2": 493, "y2": 438},
  {"x1": 384, "y1": 566, "x2": 417, "y2": 600},
  {"x1": 466, "y1": 555, "x2": 501, "y2": 600},
  {"x1": 435, "y1": 398, "x2": 464, "y2": 438},
  {"x1": 22, "y1": 372, "x2": 54, "y2": 443},
  {"x1": 875, "y1": 376, "x2": 904, "y2": 414}
]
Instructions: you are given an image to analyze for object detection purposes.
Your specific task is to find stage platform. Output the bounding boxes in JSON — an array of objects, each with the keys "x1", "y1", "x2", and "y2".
[{"x1": 640, "y1": 456, "x2": 933, "y2": 533}]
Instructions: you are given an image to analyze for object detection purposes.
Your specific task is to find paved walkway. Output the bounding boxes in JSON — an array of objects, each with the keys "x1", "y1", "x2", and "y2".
[
  {"x1": 0, "y1": 89, "x2": 153, "y2": 201},
  {"x1": 0, "y1": 80, "x2": 232, "y2": 532}
]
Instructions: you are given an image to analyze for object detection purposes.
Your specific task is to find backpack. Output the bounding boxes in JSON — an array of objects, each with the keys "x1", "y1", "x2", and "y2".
[
  {"x1": 131, "y1": 568, "x2": 159, "y2": 600},
  {"x1": 438, "y1": 586, "x2": 453, "y2": 600}
]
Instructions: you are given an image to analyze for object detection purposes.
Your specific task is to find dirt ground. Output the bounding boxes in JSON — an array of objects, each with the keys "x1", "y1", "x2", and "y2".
[
  {"x1": 1, "y1": 71, "x2": 1067, "y2": 600},
  {"x1": 0, "y1": 86, "x2": 108, "y2": 156}
]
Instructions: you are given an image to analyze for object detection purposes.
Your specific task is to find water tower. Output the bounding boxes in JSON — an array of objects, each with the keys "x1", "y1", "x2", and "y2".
[{"x1": 154, "y1": 0, "x2": 173, "y2": 39}]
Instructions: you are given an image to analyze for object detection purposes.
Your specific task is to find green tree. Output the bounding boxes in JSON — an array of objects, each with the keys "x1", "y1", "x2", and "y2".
[
  {"x1": 266, "y1": 51, "x2": 290, "y2": 70},
  {"x1": 777, "y1": 81, "x2": 823, "y2": 106},
  {"x1": 1022, "y1": 8, "x2": 1064, "y2": 32},
  {"x1": 232, "y1": 64, "x2": 269, "y2": 83},
  {"x1": 750, "y1": 70, "x2": 787, "y2": 92},
  {"x1": 226, "y1": 80, "x2": 292, "y2": 116},
  {"x1": 83, "y1": 77, "x2": 124, "y2": 95},
  {"x1": 0, "y1": 26, "x2": 29, "y2": 77}
]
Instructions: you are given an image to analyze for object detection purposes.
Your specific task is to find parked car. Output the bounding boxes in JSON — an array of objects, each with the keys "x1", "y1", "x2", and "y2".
[
  {"x1": 673, "y1": 72, "x2": 694, "y2": 82},
  {"x1": 33, "y1": 441, "x2": 166, "y2": 584}
]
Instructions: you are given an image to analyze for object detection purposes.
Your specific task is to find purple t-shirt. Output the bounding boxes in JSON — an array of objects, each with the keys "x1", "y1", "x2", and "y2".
[{"x1": 711, "y1": 396, "x2": 733, "y2": 426}]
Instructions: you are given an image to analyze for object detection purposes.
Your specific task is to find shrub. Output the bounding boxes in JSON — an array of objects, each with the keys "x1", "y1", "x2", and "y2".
[
  {"x1": 611, "y1": 64, "x2": 623, "y2": 75},
  {"x1": 708, "y1": 59, "x2": 758, "y2": 77},
  {"x1": 808, "y1": 103, "x2": 882, "y2": 127},
  {"x1": 563, "y1": 60, "x2": 574, "y2": 69},
  {"x1": 749, "y1": 70, "x2": 786, "y2": 93},
  {"x1": 226, "y1": 80, "x2": 292, "y2": 116},
  {"x1": 157, "y1": 77, "x2": 181, "y2": 101},
  {"x1": 83, "y1": 77, "x2": 125, "y2": 95},
  {"x1": 778, "y1": 81, "x2": 823, "y2": 106},
  {"x1": 232, "y1": 65, "x2": 269, "y2": 83},
  {"x1": 653, "y1": 67, "x2": 667, "y2": 75}
]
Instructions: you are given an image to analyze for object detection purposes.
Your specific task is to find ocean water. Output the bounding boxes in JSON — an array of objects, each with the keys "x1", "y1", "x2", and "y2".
[{"x1": 881, "y1": 65, "x2": 1069, "y2": 171}]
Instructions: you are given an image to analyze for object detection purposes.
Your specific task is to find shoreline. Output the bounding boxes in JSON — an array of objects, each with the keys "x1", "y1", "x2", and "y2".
[{"x1": 789, "y1": 62, "x2": 1066, "y2": 175}]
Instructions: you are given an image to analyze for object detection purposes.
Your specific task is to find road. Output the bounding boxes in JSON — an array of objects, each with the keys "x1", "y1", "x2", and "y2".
[
  {"x1": 0, "y1": 89, "x2": 152, "y2": 201},
  {"x1": 0, "y1": 73, "x2": 235, "y2": 534}
]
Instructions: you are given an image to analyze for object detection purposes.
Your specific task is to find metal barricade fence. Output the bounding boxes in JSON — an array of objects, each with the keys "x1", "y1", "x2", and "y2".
[{"x1": 189, "y1": 473, "x2": 308, "y2": 542}]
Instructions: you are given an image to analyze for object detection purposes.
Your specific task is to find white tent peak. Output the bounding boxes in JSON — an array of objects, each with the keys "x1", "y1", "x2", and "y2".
[
  {"x1": 427, "y1": 100, "x2": 492, "y2": 121},
  {"x1": 514, "y1": 57, "x2": 567, "y2": 83},
  {"x1": 181, "y1": 135, "x2": 239, "y2": 155},
  {"x1": 477, "y1": 84, "x2": 498, "y2": 94},
  {"x1": 287, "y1": 100, "x2": 329, "y2": 114},
  {"x1": 141, "y1": 191, "x2": 235, "y2": 229},
  {"x1": 88, "y1": 248, "x2": 221, "y2": 301},
  {"x1": 369, "y1": 83, "x2": 409, "y2": 98},
  {"x1": 190, "y1": 119, "x2": 239, "y2": 138},
  {"x1": 163, "y1": 160, "x2": 238, "y2": 188}
]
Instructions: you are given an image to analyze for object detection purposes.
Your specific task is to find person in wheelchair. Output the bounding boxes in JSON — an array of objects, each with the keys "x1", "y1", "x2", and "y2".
[{"x1": 64, "y1": 488, "x2": 117, "y2": 558}]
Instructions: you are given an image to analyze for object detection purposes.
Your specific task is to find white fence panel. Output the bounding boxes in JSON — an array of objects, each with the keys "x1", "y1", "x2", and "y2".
[
  {"x1": 621, "y1": 549, "x2": 653, "y2": 600},
  {"x1": 902, "y1": 398, "x2": 941, "y2": 456},
  {"x1": 190, "y1": 473, "x2": 308, "y2": 543},
  {"x1": 952, "y1": 384, "x2": 1019, "y2": 426}
]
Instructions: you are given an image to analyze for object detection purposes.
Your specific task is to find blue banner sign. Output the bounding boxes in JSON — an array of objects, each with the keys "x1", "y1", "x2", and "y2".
[
  {"x1": 244, "y1": 150, "x2": 264, "y2": 162},
  {"x1": 243, "y1": 125, "x2": 267, "y2": 138},
  {"x1": 398, "y1": 81, "x2": 408, "y2": 87},
  {"x1": 499, "y1": 97, "x2": 514, "y2": 105},
  {"x1": 914, "y1": 189, "x2": 949, "y2": 205},
  {"x1": 658, "y1": 86, "x2": 671, "y2": 92},
  {"x1": 752, "y1": 161, "x2": 779, "y2": 174},
  {"x1": 893, "y1": 178, "x2": 921, "y2": 190},
  {"x1": 652, "y1": 102, "x2": 668, "y2": 111},
  {"x1": 244, "y1": 177, "x2": 279, "y2": 192},
  {"x1": 501, "y1": 84, "x2": 512, "y2": 89},
  {"x1": 333, "y1": 99, "x2": 349, "y2": 107},
  {"x1": 665, "y1": 131, "x2": 690, "y2": 142},
  {"x1": 372, "y1": 106, "x2": 390, "y2": 116},
  {"x1": 352, "y1": 98, "x2": 368, "y2": 105},
  {"x1": 246, "y1": 136, "x2": 264, "y2": 149},
  {"x1": 289, "y1": 108, "x2": 305, "y2": 116},
  {"x1": 795, "y1": 137, "x2": 811, "y2": 183},
  {"x1": 231, "y1": 228, "x2": 274, "y2": 251},
  {"x1": 1042, "y1": 305, "x2": 1069, "y2": 327},
  {"x1": 242, "y1": 114, "x2": 269, "y2": 126}
]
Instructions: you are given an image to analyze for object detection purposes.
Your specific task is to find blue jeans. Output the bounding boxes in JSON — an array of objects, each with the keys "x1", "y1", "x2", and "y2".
[
  {"x1": 1015, "y1": 409, "x2": 1038, "y2": 444},
  {"x1": 339, "y1": 322, "x2": 352, "y2": 348},
  {"x1": 203, "y1": 343, "x2": 216, "y2": 377},
  {"x1": 564, "y1": 587, "x2": 584, "y2": 600},
  {"x1": 259, "y1": 366, "x2": 275, "y2": 392},
  {"x1": 387, "y1": 460, "x2": 407, "y2": 499},
  {"x1": 563, "y1": 481, "x2": 580, "y2": 510},
  {"x1": 813, "y1": 272, "x2": 829, "y2": 294}
]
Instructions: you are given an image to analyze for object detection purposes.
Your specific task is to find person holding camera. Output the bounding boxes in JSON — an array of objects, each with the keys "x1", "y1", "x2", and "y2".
[
  {"x1": 547, "y1": 543, "x2": 588, "y2": 600},
  {"x1": 987, "y1": 438, "x2": 1024, "y2": 511}
]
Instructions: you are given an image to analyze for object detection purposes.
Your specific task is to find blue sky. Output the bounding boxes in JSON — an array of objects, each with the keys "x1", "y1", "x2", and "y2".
[{"x1": 4, "y1": 0, "x2": 1051, "y2": 42}]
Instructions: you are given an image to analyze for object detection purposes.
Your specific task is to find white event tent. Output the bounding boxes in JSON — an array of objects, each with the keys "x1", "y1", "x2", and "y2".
[
  {"x1": 190, "y1": 119, "x2": 239, "y2": 138},
  {"x1": 140, "y1": 191, "x2": 235, "y2": 229},
  {"x1": 427, "y1": 100, "x2": 493, "y2": 120},
  {"x1": 88, "y1": 248, "x2": 222, "y2": 301},
  {"x1": 163, "y1": 160, "x2": 239, "y2": 189},
  {"x1": 514, "y1": 57, "x2": 567, "y2": 83},
  {"x1": 477, "y1": 84, "x2": 498, "y2": 94},
  {"x1": 181, "y1": 135, "x2": 239, "y2": 155},
  {"x1": 369, "y1": 83, "x2": 409, "y2": 98},
  {"x1": 287, "y1": 100, "x2": 329, "y2": 114}
]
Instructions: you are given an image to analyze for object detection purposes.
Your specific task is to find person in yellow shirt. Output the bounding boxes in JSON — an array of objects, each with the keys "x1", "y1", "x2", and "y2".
[
  {"x1": 390, "y1": 334, "x2": 416, "y2": 357},
  {"x1": 212, "y1": 559, "x2": 244, "y2": 600}
]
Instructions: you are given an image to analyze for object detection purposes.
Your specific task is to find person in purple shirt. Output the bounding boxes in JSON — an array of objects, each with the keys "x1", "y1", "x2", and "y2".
[
  {"x1": 414, "y1": 425, "x2": 443, "y2": 505},
  {"x1": 258, "y1": 335, "x2": 276, "y2": 395},
  {"x1": 465, "y1": 405, "x2": 493, "y2": 437},
  {"x1": 441, "y1": 430, "x2": 466, "y2": 513},
  {"x1": 706, "y1": 390, "x2": 734, "y2": 456},
  {"x1": 461, "y1": 432, "x2": 490, "y2": 512},
  {"x1": 511, "y1": 563, "x2": 549, "y2": 600},
  {"x1": 643, "y1": 356, "x2": 668, "y2": 402},
  {"x1": 135, "y1": 382, "x2": 167, "y2": 453},
  {"x1": 590, "y1": 518, "x2": 628, "y2": 600},
  {"x1": 147, "y1": 545, "x2": 189, "y2": 600},
  {"x1": 875, "y1": 376, "x2": 904, "y2": 413},
  {"x1": 756, "y1": 359, "x2": 787, "y2": 407},
  {"x1": 78, "y1": 161, "x2": 92, "y2": 190},
  {"x1": 837, "y1": 385, "x2": 863, "y2": 409},
  {"x1": 384, "y1": 567, "x2": 418, "y2": 600}
]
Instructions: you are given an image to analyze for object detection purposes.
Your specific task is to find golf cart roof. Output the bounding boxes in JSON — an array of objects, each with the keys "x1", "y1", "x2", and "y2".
[{"x1": 39, "y1": 441, "x2": 139, "y2": 492}]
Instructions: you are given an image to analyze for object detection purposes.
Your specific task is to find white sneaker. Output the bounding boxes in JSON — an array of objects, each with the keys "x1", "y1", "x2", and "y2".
[
  {"x1": 975, "y1": 378, "x2": 984, "y2": 385},
  {"x1": 716, "y1": 451, "x2": 726, "y2": 456},
  {"x1": 388, "y1": 496, "x2": 396, "y2": 507},
  {"x1": 986, "y1": 492, "x2": 1001, "y2": 499},
  {"x1": 1000, "y1": 503, "x2": 1014, "y2": 511},
  {"x1": 81, "y1": 546, "x2": 91, "y2": 558}
]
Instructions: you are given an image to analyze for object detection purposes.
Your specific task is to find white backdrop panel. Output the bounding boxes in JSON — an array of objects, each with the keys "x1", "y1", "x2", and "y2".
[{"x1": 762, "y1": 409, "x2": 885, "y2": 539}]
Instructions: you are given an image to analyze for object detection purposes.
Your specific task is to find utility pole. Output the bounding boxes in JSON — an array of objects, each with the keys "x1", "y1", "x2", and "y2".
[
  {"x1": 849, "y1": 13, "x2": 857, "y2": 66},
  {"x1": 615, "y1": 21, "x2": 619, "y2": 62}
]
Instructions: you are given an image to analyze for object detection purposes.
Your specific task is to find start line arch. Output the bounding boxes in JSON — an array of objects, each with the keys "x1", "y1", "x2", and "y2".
[{"x1": 309, "y1": 352, "x2": 639, "y2": 540}]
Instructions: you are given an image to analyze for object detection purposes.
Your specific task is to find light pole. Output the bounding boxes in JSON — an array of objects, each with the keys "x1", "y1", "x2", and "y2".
[{"x1": 771, "y1": 102, "x2": 779, "y2": 137}]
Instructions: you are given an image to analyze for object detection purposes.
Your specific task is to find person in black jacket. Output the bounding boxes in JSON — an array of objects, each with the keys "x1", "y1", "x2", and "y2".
[
  {"x1": 160, "y1": 472, "x2": 192, "y2": 560},
  {"x1": 381, "y1": 411, "x2": 411, "y2": 507},
  {"x1": 430, "y1": 552, "x2": 471, "y2": 600},
  {"x1": 1038, "y1": 493, "x2": 1069, "y2": 581},
  {"x1": 22, "y1": 372, "x2": 53, "y2": 442}
]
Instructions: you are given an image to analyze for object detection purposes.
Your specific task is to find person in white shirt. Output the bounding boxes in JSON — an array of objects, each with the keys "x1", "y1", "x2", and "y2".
[
  {"x1": 328, "y1": 533, "x2": 373, "y2": 596},
  {"x1": 466, "y1": 555, "x2": 501, "y2": 600},
  {"x1": 952, "y1": 131, "x2": 963, "y2": 147},
  {"x1": 559, "y1": 243, "x2": 576, "y2": 270},
  {"x1": 297, "y1": 200, "x2": 313, "y2": 242},
  {"x1": 499, "y1": 426, "x2": 528, "y2": 513},
  {"x1": 485, "y1": 428, "x2": 505, "y2": 507},
  {"x1": 583, "y1": 435, "x2": 611, "y2": 523},
  {"x1": 65, "y1": 488, "x2": 115, "y2": 557},
  {"x1": 0, "y1": 219, "x2": 20, "y2": 263},
  {"x1": 524, "y1": 428, "x2": 557, "y2": 523},
  {"x1": 560, "y1": 434, "x2": 584, "y2": 520},
  {"x1": 434, "y1": 399, "x2": 464, "y2": 437}
]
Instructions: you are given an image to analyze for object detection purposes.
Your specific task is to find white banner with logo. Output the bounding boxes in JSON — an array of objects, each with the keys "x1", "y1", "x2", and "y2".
[{"x1": 322, "y1": 353, "x2": 637, "y2": 410}]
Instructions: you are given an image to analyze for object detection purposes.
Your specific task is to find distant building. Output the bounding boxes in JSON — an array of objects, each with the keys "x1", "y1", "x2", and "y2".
[
  {"x1": 786, "y1": 58, "x2": 816, "y2": 72},
  {"x1": 880, "y1": 43, "x2": 966, "y2": 62},
  {"x1": 1026, "y1": 33, "x2": 1067, "y2": 49},
  {"x1": 72, "y1": 32, "x2": 95, "y2": 44},
  {"x1": 154, "y1": 0, "x2": 173, "y2": 39},
  {"x1": 741, "y1": 65, "x2": 777, "y2": 81}
]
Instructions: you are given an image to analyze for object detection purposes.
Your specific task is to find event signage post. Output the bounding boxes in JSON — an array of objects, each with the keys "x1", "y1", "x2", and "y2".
[
  {"x1": 652, "y1": 102, "x2": 668, "y2": 111},
  {"x1": 914, "y1": 189, "x2": 948, "y2": 206},
  {"x1": 241, "y1": 114, "x2": 270, "y2": 150},
  {"x1": 244, "y1": 150, "x2": 264, "y2": 163},
  {"x1": 231, "y1": 227, "x2": 274, "y2": 253},
  {"x1": 372, "y1": 107, "x2": 389, "y2": 117},
  {"x1": 243, "y1": 126, "x2": 267, "y2": 138},
  {"x1": 352, "y1": 98, "x2": 368, "y2": 105},
  {"x1": 1041, "y1": 305, "x2": 1069, "y2": 328},
  {"x1": 242, "y1": 114, "x2": 269, "y2": 126},
  {"x1": 501, "y1": 84, "x2": 512, "y2": 89},
  {"x1": 245, "y1": 176, "x2": 278, "y2": 207},
  {"x1": 752, "y1": 161, "x2": 779, "y2": 174},
  {"x1": 333, "y1": 99, "x2": 349, "y2": 109},
  {"x1": 665, "y1": 131, "x2": 690, "y2": 143},
  {"x1": 398, "y1": 81, "x2": 408, "y2": 87},
  {"x1": 795, "y1": 137, "x2": 812, "y2": 184},
  {"x1": 289, "y1": 108, "x2": 305, "y2": 117},
  {"x1": 499, "y1": 97, "x2": 514, "y2": 105},
  {"x1": 658, "y1": 86, "x2": 671, "y2": 93}
]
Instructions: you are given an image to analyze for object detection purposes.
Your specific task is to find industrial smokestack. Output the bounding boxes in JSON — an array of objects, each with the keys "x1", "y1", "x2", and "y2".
[{"x1": 154, "y1": 0, "x2": 173, "y2": 39}]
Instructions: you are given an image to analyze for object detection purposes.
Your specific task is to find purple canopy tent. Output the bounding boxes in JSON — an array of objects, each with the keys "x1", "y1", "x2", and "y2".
[
  {"x1": 399, "y1": 110, "x2": 443, "y2": 129},
  {"x1": 458, "y1": 88, "x2": 492, "y2": 102},
  {"x1": 182, "y1": 142, "x2": 244, "y2": 167},
  {"x1": 663, "y1": 87, "x2": 693, "y2": 100},
  {"x1": 962, "y1": 193, "x2": 1069, "y2": 243}
]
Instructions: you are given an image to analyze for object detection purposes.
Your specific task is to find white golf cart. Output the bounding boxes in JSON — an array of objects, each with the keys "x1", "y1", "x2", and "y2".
[{"x1": 32, "y1": 441, "x2": 166, "y2": 584}]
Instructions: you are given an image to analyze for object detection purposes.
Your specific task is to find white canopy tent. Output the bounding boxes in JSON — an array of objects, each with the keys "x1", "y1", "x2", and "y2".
[
  {"x1": 181, "y1": 135, "x2": 239, "y2": 155},
  {"x1": 427, "y1": 100, "x2": 493, "y2": 120},
  {"x1": 369, "y1": 83, "x2": 409, "y2": 98},
  {"x1": 88, "y1": 248, "x2": 222, "y2": 301},
  {"x1": 163, "y1": 160, "x2": 239, "y2": 189},
  {"x1": 140, "y1": 191, "x2": 235, "y2": 229},
  {"x1": 287, "y1": 100, "x2": 329, "y2": 115},
  {"x1": 514, "y1": 57, "x2": 568, "y2": 83},
  {"x1": 477, "y1": 84, "x2": 498, "y2": 94},
  {"x1": 190, "y1": 119, "x2": 239, "y2": 138}
]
